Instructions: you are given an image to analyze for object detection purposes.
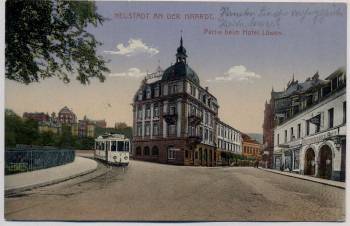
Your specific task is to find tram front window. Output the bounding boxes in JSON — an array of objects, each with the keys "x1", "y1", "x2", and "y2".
[
  {"x1": 111, "y1": 141, "x2": 117, "y2": 152},
  {"x1": 117, "y1": 141, "x2": 125, "y2": 152}
]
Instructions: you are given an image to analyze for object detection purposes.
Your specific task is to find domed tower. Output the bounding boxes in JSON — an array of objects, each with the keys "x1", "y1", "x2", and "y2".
[
  {"x1": 176, "y1": 36, "x2": 187, "y2": 63},
  {"x1": 162, "y1": 36, "x2": 200, "y2": 84}
]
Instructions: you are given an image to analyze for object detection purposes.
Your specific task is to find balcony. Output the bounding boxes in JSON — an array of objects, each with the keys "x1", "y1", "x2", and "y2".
[
  {"x1": 163, "y1": 112, "x2": 178, "y2": 124},
  {"x1": 187, "y1": 135, "x2": 202, "y2": 147},
  {"x1": 188, "y1": 113, "x2": 202, "y2": 126}
]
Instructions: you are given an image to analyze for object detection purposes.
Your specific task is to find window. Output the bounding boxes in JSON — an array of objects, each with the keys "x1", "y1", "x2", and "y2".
[
  {"x1": 169, "y1": 105, "x2": 176, "y2": 115},
  {"x1": 328, "y1": 108, "x2": 334, "y2": 128},
  {"x1": 290, "y1": 127, "x2": 294, "y2": 141},
  {"x1": 117, "y1": 141, "x2": 124, "y2": 151},
  {"x1": 173, "y1": 84, "x2": 177, "y2": 93},
  {"x1": 284, "y1": 130, "x2": 287, "y2": 143},
  {"x1": 137, "y1": 109, "x2": 142, "y2": 120},
  {"x1": 204, "y1": 129, "x2": 208, "y2": 141},
  {"x1": 168, "y1": 85, "x2": 172, "y2": 94},
  {"x1": 138, "y1": 92, "x2": 143, "y2": 100},
  {"x1": 277, "y1": 134, "x2": 280, "y2": 145},
  {"x1": 145, "y1": 108, "x2": 151, "y2": 119},
  {"x1": 168, "y1": 147, "x2": 175, "y2": 159},
  {"x1": 190, "y1": 85, "x2": 196, "y2": 97},
  {"x1": 297, "y1": 124, "x2": 301, "y2": 139},
  {"x1": 169, "y1": 124, "x2": 176, "y2": 134},
  {"x1": 137, "y1": 125, "x2": 142, "y2": 136},
  {"x1": 155, "y1": 85, "x2": 160, "y2": 97},
  {"x1": 306, "y1": 120, "x2": 310, "y2": 136},
  {"x1": 146, "y1": 87, "x2": 151, "y2": 99},
  {"x1": 145, "y1": 124, "x2": 150, "y2": 136},
  {"x1": 154, "y1": 106, "x2": 159, "y2": 118},
  {"x1": 111, "y1": 141, "x2": 117, "y2": 151},
  {"x1": 153, "y1": 123, "x2": 159, "y2": 135}
]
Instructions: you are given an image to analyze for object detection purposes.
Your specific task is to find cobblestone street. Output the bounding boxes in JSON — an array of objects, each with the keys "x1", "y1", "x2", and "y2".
[{"x1": 5, "y1": 160, "x2": 345, "y2": 221}]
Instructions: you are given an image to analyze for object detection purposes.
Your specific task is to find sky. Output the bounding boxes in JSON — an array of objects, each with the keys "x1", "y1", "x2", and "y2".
[{"x1": 3, "y1": 1, "x2": 347, "y2": 134}]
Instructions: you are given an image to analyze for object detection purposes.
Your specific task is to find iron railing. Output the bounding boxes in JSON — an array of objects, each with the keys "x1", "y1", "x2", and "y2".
[{"x1": 5, "y1": 146, "x2": 75, "y2": 175}]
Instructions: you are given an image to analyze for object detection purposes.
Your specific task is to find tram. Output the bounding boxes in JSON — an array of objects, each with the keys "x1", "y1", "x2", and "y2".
[{"x1": 94, "y1": 133, "x2": 130, "y2": 166}]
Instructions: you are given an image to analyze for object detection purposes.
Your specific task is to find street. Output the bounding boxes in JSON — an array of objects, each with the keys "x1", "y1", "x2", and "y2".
[{"x1": 4, "y1": 159, "x2": 345, "y2": 221}]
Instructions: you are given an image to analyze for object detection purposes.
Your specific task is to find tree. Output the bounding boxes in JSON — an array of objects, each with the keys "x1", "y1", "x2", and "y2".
[
  {"x1": 58, "y1": 124, "x2": 74, "y2": 148},
  {"x1": 5, "y1": 0, "x2": 110, "y2": 85}
]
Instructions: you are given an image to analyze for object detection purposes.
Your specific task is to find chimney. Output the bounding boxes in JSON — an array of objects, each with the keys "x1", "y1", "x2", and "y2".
[{"x1": 205, "y1": 87, "x2": 209, "y2": 92}]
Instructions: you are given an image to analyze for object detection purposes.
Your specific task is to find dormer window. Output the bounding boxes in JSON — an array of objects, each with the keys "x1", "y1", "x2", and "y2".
[
  {"x1": 155, "y1": 85, "x2": 160, "y2": 97},
  {"x1": 138, "y1": 91, "x2": 143, "y2": 101},
  {"x1": 146, "y1": 87, "x2": 151, "y2": 99}
]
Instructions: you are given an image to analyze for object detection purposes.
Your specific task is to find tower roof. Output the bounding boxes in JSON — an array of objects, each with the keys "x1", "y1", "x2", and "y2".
[{"x1": 162, "y1": 36, "x2": 200, "y2": 84}]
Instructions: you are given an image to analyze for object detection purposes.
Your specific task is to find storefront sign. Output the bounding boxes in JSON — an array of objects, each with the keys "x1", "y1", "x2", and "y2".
[
  {"x1": 309, "y1": 114, "x2": 321, "y2": 125},
  {"x1": 303, "y1": 129, "x2": 338, "y2": 145}
]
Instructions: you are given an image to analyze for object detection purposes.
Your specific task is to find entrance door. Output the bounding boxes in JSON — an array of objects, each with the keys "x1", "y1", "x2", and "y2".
[
  {"x1": 304, "y1": 148, "x2": 315, "y2": 176},
  {"x1": 318, "y1": 145, "x2": 332, "y2": 179}
]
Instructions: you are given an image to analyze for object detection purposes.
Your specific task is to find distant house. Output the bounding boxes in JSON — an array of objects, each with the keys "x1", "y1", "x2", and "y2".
[
  {"x1": 242, "y1": 133, "x2": 262, "y2": 159},
  {"x1": 23, "y1": 112, "x2": 50, "y2": 122},
  {"x1": 115, "y1": 122, "x2": 128, "y2": 129},
  {"x1": 38, "y1": 121, "x2": 62, "y2": 134},
  {"x1": 58, "y1": 106, "x2": 77, "y2": 124}
]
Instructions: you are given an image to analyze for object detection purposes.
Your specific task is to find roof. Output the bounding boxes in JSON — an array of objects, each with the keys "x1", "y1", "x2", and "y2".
[
  {"x1": 273, "y1": 72, "x2": 324, "y2": 99},
  {"x1": 59, "y1": 106, "x2": 74, "y2": 114},
  {"x1": 325, "y1": 67, "x2": 346, "y2": 80},
  {"x1": 162, "y1": 61, "x2": 200, "y2": 84},
  {"x1": 161, "y1": 37, "x2": 200, "y2": 85}
]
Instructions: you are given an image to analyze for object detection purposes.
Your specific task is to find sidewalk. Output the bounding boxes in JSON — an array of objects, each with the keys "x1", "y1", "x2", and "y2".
[
  {"x1": 5, "y1": 156, "x2": 98, "y2": 196},
  {"x1": 261, "y1": 168, "x2": 345, "y2": 189}
]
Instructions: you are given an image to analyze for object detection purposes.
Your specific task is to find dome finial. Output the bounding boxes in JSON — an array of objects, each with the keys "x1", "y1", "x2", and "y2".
[{"x1": 180, "y1": 30, "x2": 183, "y2": 46}]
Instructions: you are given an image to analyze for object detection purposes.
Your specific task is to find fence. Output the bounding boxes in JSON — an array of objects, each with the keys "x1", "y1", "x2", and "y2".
[{"x1": 5, "y1": 146, "x2": 75, "y2": 175}]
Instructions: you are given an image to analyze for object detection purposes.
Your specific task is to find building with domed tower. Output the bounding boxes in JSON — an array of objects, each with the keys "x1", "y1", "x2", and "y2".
[{"x1": 131, "y1": 37, "x2": 233, "y2": 166}]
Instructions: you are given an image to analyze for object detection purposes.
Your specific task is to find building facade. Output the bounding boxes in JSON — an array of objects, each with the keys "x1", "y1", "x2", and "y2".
[
  {"x1": 23, "y1": 112, "x2": 50, "y2": 122},
  {"x1": 132, "y1": 37, "x2": 242, "y2": 166},
  {"x1": 262, "y1": 92, "x2": 275, "y2": 168},
  {"x1": 38, "y1": 121, "x2": 62, "y2": 134},
  {"x1": 242, "y1": 133, "x2": 262, "y2": 159},
  {"x1": 58, "y1": 106, "x2": 77, "y2": 124},
  {"x1": 273, "y1": 68, "x2": 346, "y2": 181},
  {"x1": 216, "y1": 120, "x2": 242, "y2": 163}
]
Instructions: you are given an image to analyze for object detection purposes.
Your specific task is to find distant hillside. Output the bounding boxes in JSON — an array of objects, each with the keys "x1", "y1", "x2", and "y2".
[{"x1": 246, "y1": 133, "x2": 263, "y2": 144}]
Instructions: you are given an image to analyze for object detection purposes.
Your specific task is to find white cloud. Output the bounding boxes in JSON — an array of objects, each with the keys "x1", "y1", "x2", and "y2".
[
  {"x1": 103, "y1": 38, "x2": 159, "y2": 57},
  {"x1": 207, "y1": 65, "x2": 262, "y2": 82},
  {"x1": 109, "y1": 68, "x2": 146, "y2": 78}
]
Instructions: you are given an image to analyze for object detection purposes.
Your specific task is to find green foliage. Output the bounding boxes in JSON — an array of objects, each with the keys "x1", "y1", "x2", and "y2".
[
  {"x1": 5, "y1": 0, "x2": 110, "y2": 85},
  {"x1": 5, "y1": 113, "x2": 96, "y2": 150},
  {"x1": 5, "y1": 114, "x2": 40, "y2": 147},
  {"x1": 58, "y1": 124, "x2": 74, "y2": 148}
]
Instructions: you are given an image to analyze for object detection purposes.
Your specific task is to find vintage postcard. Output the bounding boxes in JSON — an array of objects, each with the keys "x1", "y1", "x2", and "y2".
[{"x1": 2, "y1": 0, "x2": 348, "y2": 224}]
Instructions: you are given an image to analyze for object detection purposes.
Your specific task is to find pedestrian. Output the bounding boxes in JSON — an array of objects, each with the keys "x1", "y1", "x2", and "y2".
[{"x1": 254, "y1": 160, "x2": 259, "y2": 168}]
